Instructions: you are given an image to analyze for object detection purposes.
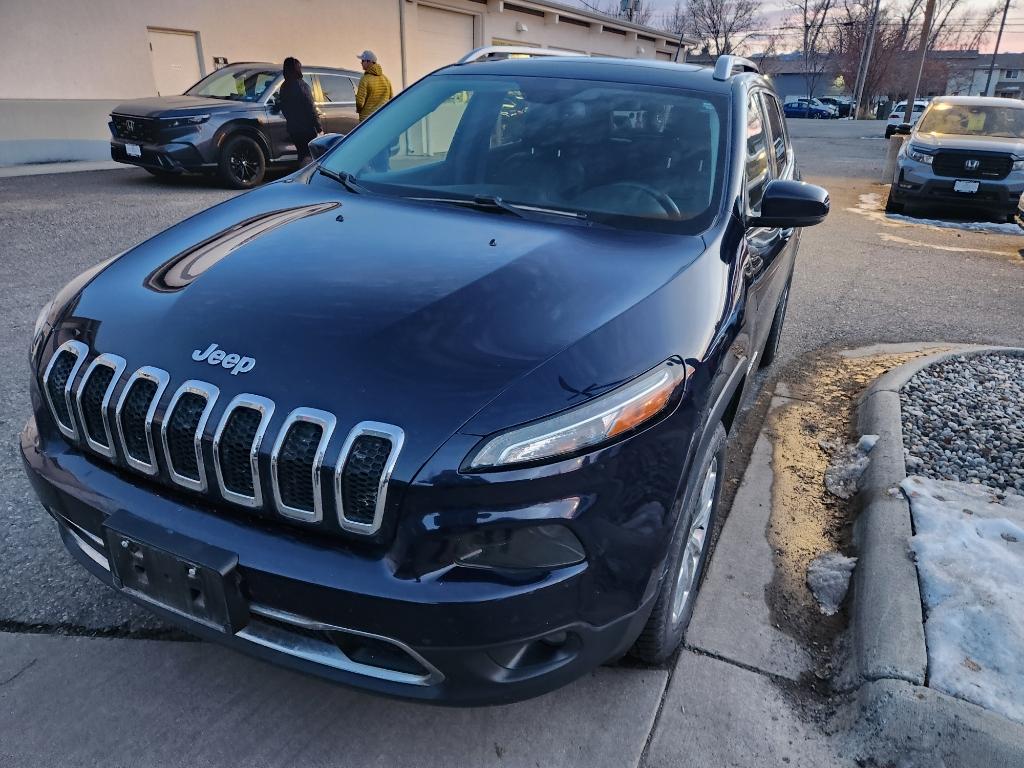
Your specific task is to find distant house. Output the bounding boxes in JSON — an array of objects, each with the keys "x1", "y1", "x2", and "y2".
[{"x1": 966, "y1": 52, "x2": 1024, "y2": 97}]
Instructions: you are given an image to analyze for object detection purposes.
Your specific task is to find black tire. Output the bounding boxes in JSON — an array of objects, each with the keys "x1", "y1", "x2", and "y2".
[
  {"x1": 885, "y1": 191, "x2": 904, "y2": 214},
  {"x1": 884, "y1": 126, "x2": 895, "y2": 139},
  {"x1": 218, "y1": 134, "x2": 266, "y2": 189},
  {"x1": 759, "y1": 281, "x2": 790, "y2": 369},
  {"x1": 632, "y1": 422, "x2": 727, "y2": 664}
]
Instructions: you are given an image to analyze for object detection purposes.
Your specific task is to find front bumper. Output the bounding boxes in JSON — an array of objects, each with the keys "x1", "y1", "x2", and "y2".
[
  {"x1": 109, "y1": 137, "x2": 214, "y2": 174},
  {"x1": 21, "y1": 414, "x2": 664, "y2": 705},
  {"x1": 892, "y1": 158, "x2": 1024, "y2": 214}
]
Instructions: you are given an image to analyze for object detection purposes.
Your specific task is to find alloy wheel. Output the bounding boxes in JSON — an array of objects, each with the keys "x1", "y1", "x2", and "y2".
[
  {"x1": 229, "y1": 145, "x2": 259, "y2": 184},
  {"x1": 670, "y1": 455, "x2": 717, "y2": 626}
]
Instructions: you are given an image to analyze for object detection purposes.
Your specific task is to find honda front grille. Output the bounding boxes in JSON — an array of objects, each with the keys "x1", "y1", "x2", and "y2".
[{"x1": 39, "y1": 345, "x2": 401, "y2": 535}]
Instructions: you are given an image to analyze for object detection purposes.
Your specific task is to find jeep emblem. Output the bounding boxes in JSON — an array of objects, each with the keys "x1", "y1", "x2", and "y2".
[{"x1": 192, "y1": 343, "x2": 255, "y2": 375}]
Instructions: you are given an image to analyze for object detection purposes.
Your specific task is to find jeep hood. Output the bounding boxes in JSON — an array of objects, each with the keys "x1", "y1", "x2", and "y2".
[{"x1": 63, "y1": 180, "x2": 706, "y2": 474}]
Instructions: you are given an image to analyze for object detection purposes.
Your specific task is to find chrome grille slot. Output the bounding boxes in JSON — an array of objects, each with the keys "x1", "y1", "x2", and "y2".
[
  {"x1": 161, "y1": 380, "x2": 219, "y2": 492},
  {"x1": 335, "y1": 422, "x2": 405, "y2": 535},
  {"x1": 42, "y1": 340, "x2": 89, "y2": 440},
  {"x1": 115, "y1": 367, "x2": 170, "y2": 474},
  {"x1": 271, "y1": 408, "x2": 336, "y2": 522},
  {"x1": 75, "y1": 354, "x2": 127, "y2": 458},
  {"x1": 213, "y1": 395, "x2": 275, "y2": 508}
]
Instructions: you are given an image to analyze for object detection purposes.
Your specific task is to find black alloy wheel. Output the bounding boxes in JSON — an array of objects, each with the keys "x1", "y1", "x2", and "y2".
[{"x1": 218, "y1": 134, "x2": 266, "y2": 189}]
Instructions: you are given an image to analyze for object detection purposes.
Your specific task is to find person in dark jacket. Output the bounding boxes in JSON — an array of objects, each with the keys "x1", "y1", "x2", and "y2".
[{"x1": 279, "y1": 57, "x2": 321, "y2": 164}]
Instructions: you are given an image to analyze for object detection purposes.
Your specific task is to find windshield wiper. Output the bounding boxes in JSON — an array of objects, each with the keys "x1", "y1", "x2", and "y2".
[
  {"x1": 408, "y1": 194, "x2": 585, "y2": 220},
  {"x1": 318, "y1": 168, "x2": 366, "y2": 194}
]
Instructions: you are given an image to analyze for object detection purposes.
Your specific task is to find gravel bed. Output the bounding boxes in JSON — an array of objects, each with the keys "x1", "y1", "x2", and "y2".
[{"x1": 901, "y1": 352, "x2": 1024, "y2": 496}]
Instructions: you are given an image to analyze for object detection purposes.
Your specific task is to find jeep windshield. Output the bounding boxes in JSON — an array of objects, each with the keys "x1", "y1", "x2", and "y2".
[
  {"x1": 917, "y1": 102, "x2": 1024, "y2": 139},
  {"x1": 185, "y1": 64, "x2": 279, "y2": 102},
  {"x1": 320, "y1": 74, "x2": 728, "y2": 234}
]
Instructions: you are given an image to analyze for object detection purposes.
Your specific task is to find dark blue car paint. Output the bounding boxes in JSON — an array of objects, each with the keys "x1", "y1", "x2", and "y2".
[{"x1": 23, "y1": 58, "x2": 810, "y2": 705}]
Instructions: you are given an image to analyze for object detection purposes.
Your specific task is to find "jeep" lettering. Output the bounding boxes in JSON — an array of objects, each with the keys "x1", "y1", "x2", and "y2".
[{"x1": 191, "y1": 343, "x2": 255, "y2": 376}]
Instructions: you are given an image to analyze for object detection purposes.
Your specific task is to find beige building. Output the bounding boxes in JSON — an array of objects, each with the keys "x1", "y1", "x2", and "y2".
[{"x1": 0, "y1": 0, "x2": 694, "y2": 165}]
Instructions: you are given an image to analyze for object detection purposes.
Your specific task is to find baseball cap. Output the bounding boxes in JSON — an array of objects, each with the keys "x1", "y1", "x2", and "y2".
[{"x1": 357, "y1": 50, "x2": 377, "y2": 63}]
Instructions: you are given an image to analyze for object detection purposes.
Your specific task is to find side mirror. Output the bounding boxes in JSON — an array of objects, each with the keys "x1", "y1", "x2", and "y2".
[
  {"x1": 309, "y1": 132, "x2": 345, "y2": 160},
  {"x1": 750, "y1": 180, "x2": 829, "y2": 228}
]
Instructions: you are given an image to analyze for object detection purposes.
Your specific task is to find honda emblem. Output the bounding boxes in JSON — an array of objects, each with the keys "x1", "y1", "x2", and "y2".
[{"x1": 964, "y1": 159, "x2": 980, "y2": 170}]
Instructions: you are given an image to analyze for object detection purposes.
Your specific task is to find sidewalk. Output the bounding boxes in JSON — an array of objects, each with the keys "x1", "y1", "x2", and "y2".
[{"x1": 0, "y1": 160, "x2": 127, "y2": 178}]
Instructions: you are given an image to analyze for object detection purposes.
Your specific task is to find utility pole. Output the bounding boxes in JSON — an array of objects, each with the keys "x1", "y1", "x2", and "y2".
[
  {"x1": 984, "y1": 0, "x2": 1012, "y2": 96},
  {"x1": 852, "y1": 0, "x2": 880, "y2": 119},
  {"x1": 902, "y1": 0, "x2": 937, "y2": 125}
]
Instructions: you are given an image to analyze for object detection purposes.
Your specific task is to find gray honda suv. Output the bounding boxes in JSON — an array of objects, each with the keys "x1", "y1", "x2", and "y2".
[
  {"x1": 109, "y1": 62, "x2": 363, "y2": 188},
  {"x1": 887, "y1": 95, "x2": 1024, "y2": 220}
]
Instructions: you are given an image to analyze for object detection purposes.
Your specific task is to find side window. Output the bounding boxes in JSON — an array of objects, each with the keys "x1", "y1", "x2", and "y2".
[
  {"x1": 761, "y1": 93, "x2": 789, "y2": 173},
  {"x1": 319, "y1": 74, "x2": 356, "y2": 104},
  {"x1": 745, "y1": 94, "x2": 771, "y2": 216}
]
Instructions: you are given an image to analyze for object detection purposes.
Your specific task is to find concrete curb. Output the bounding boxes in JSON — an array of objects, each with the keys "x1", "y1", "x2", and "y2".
[{"x1": 848, "y1": 343, "x2": 1024, "y2": 765}]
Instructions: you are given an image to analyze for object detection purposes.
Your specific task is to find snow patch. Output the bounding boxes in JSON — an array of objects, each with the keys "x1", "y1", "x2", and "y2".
[
  {"x1": 807, "y1": 552, "x2": 856, "y2": 615},
  {"x1": 821, "y1": 435, "x2": 877, "y2": 500},
  {"x1": 848, "y1": 192, "x2": 1024, "y2": 236},
  {"x1": 902, "y1": 475, "x2": 1024, "y2": 725}
]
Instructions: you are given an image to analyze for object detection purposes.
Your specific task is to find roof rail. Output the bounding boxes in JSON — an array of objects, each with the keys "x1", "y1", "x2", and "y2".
[
  {"x1": 457, "y1": 46, "x2": 587, "y2": 65},
  {"x1": 712, "y1": 55, "x2": 759, "y2": 81}
]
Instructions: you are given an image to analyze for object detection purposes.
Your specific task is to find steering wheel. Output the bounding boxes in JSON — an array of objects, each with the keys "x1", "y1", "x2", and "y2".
[{"x1": 574, "y1": 182, "x2": 682, "y2": 219}]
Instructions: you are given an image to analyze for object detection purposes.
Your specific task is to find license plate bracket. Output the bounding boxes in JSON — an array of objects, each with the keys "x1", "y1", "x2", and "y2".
[
  {"x1": 103, "y1": 510, "x2": 249, "y2": 634},
  {"x1": 953, "y1": 179, "x2": 980, "y2": 193}
]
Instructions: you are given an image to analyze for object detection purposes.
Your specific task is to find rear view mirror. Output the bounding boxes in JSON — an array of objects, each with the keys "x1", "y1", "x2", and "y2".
[
  {"x1": 309, "y1": 133, "x2": 345, "y2": 160},
  {"x1": 750, "y1": 180, "x2": 829, "y2": 228}
]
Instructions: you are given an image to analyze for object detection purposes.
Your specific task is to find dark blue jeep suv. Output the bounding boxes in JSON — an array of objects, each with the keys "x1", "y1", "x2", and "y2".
[{"x1": 23, "y1": 54, "x2": 828, "y2": 705}]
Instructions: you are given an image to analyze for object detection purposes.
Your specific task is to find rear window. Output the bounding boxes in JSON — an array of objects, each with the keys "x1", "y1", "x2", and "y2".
[
  {"x1": 321, "y1": 73, "x2": 729, "y2": 234},
  {"x1": 917, "y1": 102, "x2": 1024, "y2": 138}
]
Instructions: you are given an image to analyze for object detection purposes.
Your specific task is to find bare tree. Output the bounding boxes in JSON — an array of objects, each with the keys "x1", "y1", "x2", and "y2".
[
  {"x1": 579, "y1": 0, "x2": 655, "y2": 26},
  {"x1": 790, "y1": 0, "x2": 835, "y2": 98},
  {"x1": 662, "y1": 0, "x2": 762, "y2": 56}
]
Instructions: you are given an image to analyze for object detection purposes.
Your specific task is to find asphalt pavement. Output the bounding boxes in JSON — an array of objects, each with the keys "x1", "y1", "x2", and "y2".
[{"x1": 0, "y1": 121, "x2": 1022, "y2": 766}]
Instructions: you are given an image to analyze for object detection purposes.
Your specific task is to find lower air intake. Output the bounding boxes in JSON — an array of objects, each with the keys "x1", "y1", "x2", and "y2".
[{"x1": 341, "y1": 435, "x2": 392, "y2": 525}]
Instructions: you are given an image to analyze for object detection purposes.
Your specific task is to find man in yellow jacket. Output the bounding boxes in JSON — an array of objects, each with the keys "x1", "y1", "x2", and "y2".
[{"x1": 355, "y1": 50, "x2": 393, "y2": 121}]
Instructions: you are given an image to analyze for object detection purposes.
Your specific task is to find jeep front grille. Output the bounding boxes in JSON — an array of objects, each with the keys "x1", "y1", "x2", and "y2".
[
  {"x1": 39, "y1": 345, "x2": 402, "y2": 536},
  {"x1": 75, "y1": 354, "x2": 126, "y2": 457},
  {"x1": 336, "y1": 422, "x2": 405, "y2": 535}
]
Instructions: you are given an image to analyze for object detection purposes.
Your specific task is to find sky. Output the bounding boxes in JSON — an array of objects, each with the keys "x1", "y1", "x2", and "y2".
[{"x1": 571, "y1": 0, "x2": 1024, "y2": 53}]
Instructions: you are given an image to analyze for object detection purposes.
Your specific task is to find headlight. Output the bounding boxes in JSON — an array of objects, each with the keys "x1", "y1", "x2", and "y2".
[
  {"x1": 466, "y1": 360, "x2": 687, "y2": 470},
  {"x1": 1013, "y1": 159, "x2": 1024, "y2": 171},
  {"x1": 29, "y1": 299, "x2": 54, "y2": 366},
  {"x1": 163, "y1": 114, "x2": 210, "y2": 129},
  {"x1": 907, "y1": 146, "x2": 934, "y2": 165}
]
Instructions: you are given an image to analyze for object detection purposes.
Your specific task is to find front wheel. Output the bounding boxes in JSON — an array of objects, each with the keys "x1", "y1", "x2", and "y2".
[
  {"x1": 631, "y1": 422, "x2": 727, "y2": 663},
  {"x1": 218, "y1": 134, "x2": 266, "y2": 189},
  {"x1": 885, "y1": 191, "x2": 904, "y2": 214}
]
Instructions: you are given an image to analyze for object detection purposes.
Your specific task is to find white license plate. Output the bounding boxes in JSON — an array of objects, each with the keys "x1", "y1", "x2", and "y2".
[
  {"x1": 125, "y1": 143, "x2": 142, "y2": 158},
  {"x1": 953, "y1": 180, "x2": 979, "y2": 193}
]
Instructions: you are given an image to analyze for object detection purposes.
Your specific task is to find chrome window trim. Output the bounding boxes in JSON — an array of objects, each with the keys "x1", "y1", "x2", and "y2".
[
  {"x1": 115, "y1": 367, "x2": 171, "y2": 475},
  {"x1": 74, "y1": 353, "x2": 127, "y2": 458},
  {"x1": 242, "y1": 603, "x2": 443, "y2": 686},
  {"x1": 334, "y1": 421, "x2": 405, "y2": 536},
  {"x1": 213, "y1": 394, "x2": 275, "y2": 509},
  {"x1": 41, "y1": 340, "x2": 88, "y2": 440},
  {"x1": 160, "y1": 380, "x2": 220, "y2": 493},
  {"x1": 270, "y1": 407, "x2": 337, "y2": 523}
]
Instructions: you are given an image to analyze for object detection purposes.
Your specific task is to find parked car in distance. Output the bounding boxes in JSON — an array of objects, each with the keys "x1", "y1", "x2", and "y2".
[
  {"x1": 783, "y1": 97, "x2": 835, "y2": 119},
  {"x1": 818, "y1": 96, "x2": 853, "y2": 118},
  {"x1": 108, "y1": 62, "x2": 363, "y2": 188},
  {"x1": 25, "y1": 53, "x2": 828, "y2": 705},
  {"x1": 887, "y1": 95, "x2": 1024, "y2": 220},
  {"x1": 885, "y1": 99, "x2": 930, "y2": 138}
]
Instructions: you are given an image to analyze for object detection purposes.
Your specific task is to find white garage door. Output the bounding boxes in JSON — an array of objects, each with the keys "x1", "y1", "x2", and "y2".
[
  {"x1": 412, "y1": 5, "x2": 475, "y2": 82},
  {"x1": 147, "y1": 29, "x2": 203, "y2": 96}
]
